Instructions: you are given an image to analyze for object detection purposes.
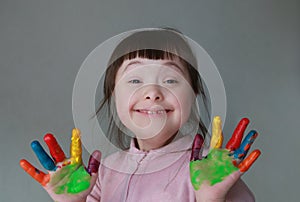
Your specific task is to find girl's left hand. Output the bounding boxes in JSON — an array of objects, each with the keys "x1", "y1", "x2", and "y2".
[{"x1": 190, "y1": 116, "x2": 261, "y2": 202}]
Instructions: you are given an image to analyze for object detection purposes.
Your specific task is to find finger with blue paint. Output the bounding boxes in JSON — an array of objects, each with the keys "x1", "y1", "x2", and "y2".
[
  {"x1": 31, "y1": 140, "x2": 57, "y2": 171},
  {"x1": 232, "y1": 130, "x2": 258, "y2": 161}
]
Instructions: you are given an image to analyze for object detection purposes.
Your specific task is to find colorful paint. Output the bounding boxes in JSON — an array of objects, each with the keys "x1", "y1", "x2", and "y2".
[
  {"x1": 53, "y1": 165, "x2": 91, "y2": 194},
  {"x1": 210, "y1": 116, "x2": 223, "y2": 149},
  {"x1": 190, "y1": 116, "x2": 261, "y2": 190},
  {"x1": 70, "y1": 128, "x2": 82, "y2": 164},
  {"x1": 31, "y1": 140, "x2": 57, "y2": 171},
  {"x1": 20, "y1": 128, "x2": 98, "y2": 195},
  {"x1": 190, "y1": 149, "x2": 238, "y2": 190},
  {"x1": 44, "y1": 133, "x2": 66, "y2": 163},
  {"x1": 226, "y1": 118, "x2": 249, "y2": 151}
]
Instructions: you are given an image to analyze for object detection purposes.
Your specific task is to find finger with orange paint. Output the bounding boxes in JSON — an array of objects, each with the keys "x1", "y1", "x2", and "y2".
[
  {"x1": 19, "y1": 159, "x2": 50, "y2": 186},
  {"x1": 238, "y1": 149, "x2": 261, "y2": 172}
]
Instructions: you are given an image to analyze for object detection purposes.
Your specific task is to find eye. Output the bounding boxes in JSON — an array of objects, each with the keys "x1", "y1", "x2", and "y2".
[
  {"x1": 128, "y1": 79, "x2": 142, "y2": 84},
  {"x1": 164, "y1": 79, "x2": 178, "y2": 84}
]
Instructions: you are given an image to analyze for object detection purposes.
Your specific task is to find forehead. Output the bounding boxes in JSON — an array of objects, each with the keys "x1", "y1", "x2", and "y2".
[{"x1": 118, "y1": 57, "x2": 188, "y2": 76}]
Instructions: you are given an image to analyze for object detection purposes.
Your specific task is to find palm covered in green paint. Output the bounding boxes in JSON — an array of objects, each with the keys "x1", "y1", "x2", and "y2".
[{"x1": 20, "y1": 129, "x2": 101, "y2": 202}]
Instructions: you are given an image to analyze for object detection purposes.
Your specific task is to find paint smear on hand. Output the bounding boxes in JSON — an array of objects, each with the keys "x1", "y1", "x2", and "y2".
[
  {"x1": 54, "y1": 165, "x2": 91, "y2": 194},
  {"x1": 190, "y1": 149, "x2": 238, "y2": 190}
]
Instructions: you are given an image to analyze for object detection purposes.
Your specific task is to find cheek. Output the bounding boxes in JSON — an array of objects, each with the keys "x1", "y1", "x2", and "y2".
[
  {"x1": 180, "y1": 99, "x2": 193, "y2": 123},
  {"x1": 174, "y1": 88, "x2": 195, "y2": 124},
  {"x1": 114, "y1": 87, "x2": 137, "y2": 122},
  {"x1": 114, "y1": 87, "x2": 128, "y2": 122}
]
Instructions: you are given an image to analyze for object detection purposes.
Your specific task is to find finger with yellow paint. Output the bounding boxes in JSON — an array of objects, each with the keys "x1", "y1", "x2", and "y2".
[
  {"x1": 210, "y1": 116, "x2": 223, "y2": 149},
  {"x1": 70, "y1": 128, "x2": 82, "y2": 164}
]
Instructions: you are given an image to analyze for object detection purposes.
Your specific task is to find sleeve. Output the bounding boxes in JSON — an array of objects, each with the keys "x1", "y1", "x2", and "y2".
[
  {"x1": 86, "y1": 174, "x2": 101, "y2": 202},
  {"x1": 225, "y1": 179, "x2": 255, "y2": 202}
]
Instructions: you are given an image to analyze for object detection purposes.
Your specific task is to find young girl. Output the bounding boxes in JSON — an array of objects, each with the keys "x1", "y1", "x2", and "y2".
[{"x1": 20, "y1": 28, "x2": 260, "y2": 202}]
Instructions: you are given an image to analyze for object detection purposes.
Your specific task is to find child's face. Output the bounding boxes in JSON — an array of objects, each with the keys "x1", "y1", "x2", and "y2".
[{"x1": 114, "y1": 57, "x2": 196, "y2": 142}]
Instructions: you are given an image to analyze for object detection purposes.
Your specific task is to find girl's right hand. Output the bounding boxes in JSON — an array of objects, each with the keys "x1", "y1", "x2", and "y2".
[{"x1": 20, "y1": 128, "x2": 101, "y2": 202}]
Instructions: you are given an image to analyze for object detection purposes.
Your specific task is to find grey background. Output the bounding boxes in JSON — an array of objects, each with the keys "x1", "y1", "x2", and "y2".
[{"x1": 1, "y1": 0, "x2": 299, "y2": 201}]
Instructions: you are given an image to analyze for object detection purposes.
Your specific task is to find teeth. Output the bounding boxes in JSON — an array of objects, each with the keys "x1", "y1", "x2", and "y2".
[{"x1": 139, "y1": 110, "x2": 166, "y2": 114}]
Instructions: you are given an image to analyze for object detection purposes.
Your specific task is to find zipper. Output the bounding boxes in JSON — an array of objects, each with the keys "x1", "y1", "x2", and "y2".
[{"x1": 124, "y1": 152, "x2": 148, "y2": 201}]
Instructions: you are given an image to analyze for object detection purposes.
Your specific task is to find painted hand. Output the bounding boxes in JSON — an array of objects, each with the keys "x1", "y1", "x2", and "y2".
[
  {"x1": 190, "y1": 116, "x2": 261, "y2": 202},
  {"x1": 20, "y1": 128, "x2": 101, "y2": 202}
]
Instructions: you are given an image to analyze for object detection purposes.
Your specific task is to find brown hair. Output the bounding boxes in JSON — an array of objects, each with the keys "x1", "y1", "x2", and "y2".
[{"x1": 96, "y1": 28, "x2": 210, "y2": 150}]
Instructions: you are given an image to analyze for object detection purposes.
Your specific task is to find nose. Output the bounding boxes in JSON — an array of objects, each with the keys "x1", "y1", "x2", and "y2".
[{"x1": 143, "y1": 85, "x2": 163, "y2": 101}]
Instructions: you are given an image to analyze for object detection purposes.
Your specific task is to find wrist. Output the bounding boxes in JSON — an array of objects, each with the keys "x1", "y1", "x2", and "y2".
[
  {"x1": 196, "y1": 199, "x2": 225, "y2": 202},
  {"x1": 196, "y1": 195, "x2": 225, "y2": 202},
  {"x1": 196, "y1": 199, "x2": 226, "y2": 202}
]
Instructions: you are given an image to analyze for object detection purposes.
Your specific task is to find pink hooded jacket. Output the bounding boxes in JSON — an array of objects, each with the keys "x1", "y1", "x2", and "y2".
[{"x1": 87, "y1": 135, "x2": 255, "y2": 202}]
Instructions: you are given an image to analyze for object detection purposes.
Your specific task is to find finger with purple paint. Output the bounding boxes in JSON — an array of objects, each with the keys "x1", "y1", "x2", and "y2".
[
  {"x1": 190, "y1": 134, "x2": 204, "y2": 161},
  {"x1": 87, "y1": 150, "x2": 101, "y2": 174}
]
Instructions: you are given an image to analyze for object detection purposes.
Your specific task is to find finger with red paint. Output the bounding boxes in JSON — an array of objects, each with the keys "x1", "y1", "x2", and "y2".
[
  {"x1": 44, "y1": 133, "x2": 66, "y2": 163},
  {"x1": 226, "y1": 118, "x2": 250, "y2": 151}
]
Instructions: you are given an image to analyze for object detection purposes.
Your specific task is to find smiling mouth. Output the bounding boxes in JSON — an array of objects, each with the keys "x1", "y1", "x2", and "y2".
[{"x1": 135, "y1": 109, "x2": 172, "y2": 115}]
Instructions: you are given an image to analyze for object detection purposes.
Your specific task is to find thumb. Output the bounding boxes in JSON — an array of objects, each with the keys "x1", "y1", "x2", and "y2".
[{"x1": 219, "y1": 170, "x2": 243, "y2": 190}]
